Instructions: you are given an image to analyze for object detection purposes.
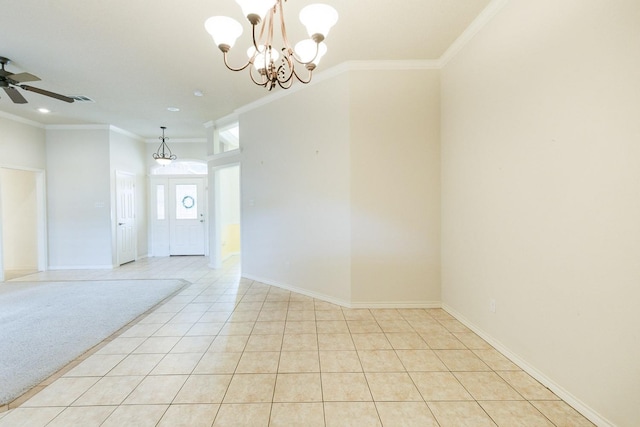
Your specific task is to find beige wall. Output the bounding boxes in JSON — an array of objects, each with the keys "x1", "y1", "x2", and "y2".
[
  {"x1": 440, "y1": 1, "x2": 640, "y2": 425},
  {"x1": 350, "y1": 69, "x2": 441, "y2": 306},
  {"x1": 241, "y1": 73, "x2": 352, "y2": 303},
  {"x1": 240, "y1": 67, "x2": 441, "y2": 306},
  {"x1": 0, "y1": 168, "x2": 38, "y2": 271},
  {"x1": 46, "y1": 128, "x2": 112, "y2": 268}
]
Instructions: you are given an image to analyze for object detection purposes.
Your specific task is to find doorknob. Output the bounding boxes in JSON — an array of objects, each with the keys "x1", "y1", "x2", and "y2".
[{"x1": 118, "y1": 222, "x2": 125, "y2": 226}]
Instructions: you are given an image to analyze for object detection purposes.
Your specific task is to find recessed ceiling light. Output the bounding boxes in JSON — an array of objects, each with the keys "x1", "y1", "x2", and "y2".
[
  {"x1": 37, "y1": 108, "x2": 50, "y2": 114},
  {"x1": 167, "y1": 106, "x2": 180, "y2": 112},
  {"x1": 193, "y1": 90, "x2": 204, "y2": 97}
]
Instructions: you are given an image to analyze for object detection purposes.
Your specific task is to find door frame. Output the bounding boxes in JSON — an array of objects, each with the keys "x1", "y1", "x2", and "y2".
[
  {"x1": 209, "y1": 162, "x2": 241, "y2": 269},
  {"x1": 115, "y1": 170, "x2": 137, "y2": 265},
  {"x1": 0, "y1": 166, "x2": 48, "y2": 281}
]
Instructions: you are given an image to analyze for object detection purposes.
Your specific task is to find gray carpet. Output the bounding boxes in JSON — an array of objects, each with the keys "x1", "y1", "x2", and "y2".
[{"x1": 0, "y1": 279, "x2": 187, "y2": 405}]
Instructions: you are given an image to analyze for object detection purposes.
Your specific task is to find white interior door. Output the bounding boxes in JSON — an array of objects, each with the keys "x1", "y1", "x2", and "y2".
[
  {"x1": 169, "y1": 178, "x2": 205, "y2": 255},
  {"x1": 116, "y1": 171, "x2": 136, "y2": 265}
]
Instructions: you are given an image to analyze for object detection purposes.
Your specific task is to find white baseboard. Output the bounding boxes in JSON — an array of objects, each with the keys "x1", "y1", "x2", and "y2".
[
  {"x1": 242, "y1": 274, "x2": 351, "y2": 308},
  {"x1": 442, "y1": 303, "x2": 614, "y2": 427},
  {"x1": 3, "y1": 265, "x2": 38, "y2": 271},
  {"x1": 242, "y1": 275, "x2": 443, "y2": 310},
  {"x1": 222, "y1": 252, "x2": 240, "y2": 262},
  {"x1": 48, "y1": 264, "x2": 114, "y2": 270},
  {"x1": 350, "y1": 301, "x2": 442, "y2": 309}
]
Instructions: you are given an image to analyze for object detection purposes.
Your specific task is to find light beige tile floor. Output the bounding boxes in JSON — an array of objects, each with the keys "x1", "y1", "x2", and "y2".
[{"x1": 0, "y1": 256, "x2": 596, "y2": 426}]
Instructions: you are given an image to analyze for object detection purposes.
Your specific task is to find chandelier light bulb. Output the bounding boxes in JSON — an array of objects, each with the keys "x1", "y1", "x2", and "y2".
[
  {"x1": 299, "y1": 3, "x2": 339, "y2": 42},
  {"x1": 205, "y1": 16, "x2": 243, "y2": 51},
  {"x1": 235, "y1": 0, "x2": 277, "y2": 24},
  {"x1": 294, "y1": 39, "x2": 327, "y2": 67},
  {"x1": 247, "y1": 45, "x2": 280, "y2": 71}
]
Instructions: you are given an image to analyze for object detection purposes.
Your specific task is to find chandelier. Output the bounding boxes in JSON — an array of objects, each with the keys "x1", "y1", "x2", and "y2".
[
  {"x1": 153, "y1": 126, "x2": 177, "y2": 165},
  {"x1": 205, "y1": 0, "x2": 338, "y2": 90}
]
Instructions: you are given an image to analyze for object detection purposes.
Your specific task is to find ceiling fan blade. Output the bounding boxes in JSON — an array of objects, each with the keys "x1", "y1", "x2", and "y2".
[
  {"x1": 8, "y1": 72, "x2": 41, "y2": 83},
  {"x1": 20, "y1": 84, "x2": 74, "y2": 103},
  {"x1": 3, "y1": 86, "x2": 28, "y2": 104}
]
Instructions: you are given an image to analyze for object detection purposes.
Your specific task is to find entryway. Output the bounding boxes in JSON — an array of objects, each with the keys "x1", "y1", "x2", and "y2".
[
  {"x1": 0, "y1": 167, "x2": 47, "y2": 281},
  {"x1": 149, "y1": 161, "x2": 208, "y2": 257}
]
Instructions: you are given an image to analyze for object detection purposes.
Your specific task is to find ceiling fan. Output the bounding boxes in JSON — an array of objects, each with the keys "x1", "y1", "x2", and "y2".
[{"x1": 0, "y1": 56, "x2": 74, "y2": 104}]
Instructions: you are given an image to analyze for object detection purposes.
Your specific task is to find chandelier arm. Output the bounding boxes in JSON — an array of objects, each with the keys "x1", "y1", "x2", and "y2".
[
  {"x1": 277, "y1": 69, "x2": 295, "y2": 89},
  {"x1": 277, "y1": 79, "x2": 294, "y2": 90},
  {"x1": 248, "y1": 67, "x2": 268, "y2": 87},
  {"x1": 222, "y1": 51, "x2": 252, "y2": 72},
  {"x1": 160, "y1": 142, "x2": 174, "y2": 157},
  {"x1": 274, "y1": 55, "x2": 295, "y2": 85},
  {"x1": 253, "y1": 19, "x2": 264, "y2": 51},
  {"x1": 278, "y1": 0, "x2": 294, "y2": 54},
  {"x1": 277, "y1": 0, "x2": 319, "y2": 67},
  {"x1": 289, "y1": 41, "x2": 321, "y2": 66},
  {"x1": 291, "y1": 66, "x2": 312, "y2": 84}
]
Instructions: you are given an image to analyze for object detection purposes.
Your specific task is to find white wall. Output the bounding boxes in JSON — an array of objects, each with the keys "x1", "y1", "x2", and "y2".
[
  {"x1": 350, "y1": 69, "x2": 441, "y2": 306},
  {"x1": 241, "y1": 73, "x2": 352, "y2": 303},
  {"x1": 440, "y1": 1, "x2": 640, "y2": 425},
  {"x1": 46, "y1": 128, "x2": 112, "y2": 268},
  {"x1": 0, "y1": 114, "x2": 46, "y2": 170}
]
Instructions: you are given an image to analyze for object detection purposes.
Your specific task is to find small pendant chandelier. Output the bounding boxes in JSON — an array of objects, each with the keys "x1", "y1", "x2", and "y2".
[
  {"x1": 153, "y1": 126, "x2": 177, "y2": 165},
  {"x1": 205, "y1": 0, "x2": 338, "y2": 91}
]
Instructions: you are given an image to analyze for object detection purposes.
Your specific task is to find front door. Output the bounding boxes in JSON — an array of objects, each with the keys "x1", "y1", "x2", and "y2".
[
  {"x1": 169, "y1": 178, "x2": 205, "y2": 255},
  {"x1": 116, "y1": 171, "x2": 136, "y2": 265}
]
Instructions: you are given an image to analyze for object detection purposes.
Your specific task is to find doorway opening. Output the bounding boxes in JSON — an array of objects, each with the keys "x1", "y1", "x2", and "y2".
[
  {"x1": 0, "y1": 167, "x2": 47, "y2": 281},
  {"x1": 213, "y1": 165, "x2": 241, "y2": 267}
]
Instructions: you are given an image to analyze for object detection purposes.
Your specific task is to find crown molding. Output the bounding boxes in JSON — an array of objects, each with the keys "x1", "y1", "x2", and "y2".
[
  {"x1": 209, "y1": 113, "x2": 240, "y2": 130},
  {"x1": 45, "y1": 124, "x2": 110, "y2": 131},
  {"x1": 234, "y1": 59, "x2": 440, "y2": 116},
  {"x1": 45, "y1": 124, "x2": 143, "y2": 141},
  {"x1": 0, "y1": 110, "x2": 45, "y2": 128},
  {"x1": 438, "y1": 0, "x2": 510, "y2": 67},
  {"x1": 144, "y1": 138, "x2": 207, "y2": 144},
  {"x1": 219, "y1": 0, "x2": 511, "y2": 120},
  {"x1": 108, "y1": 125, "x2": 143, "y2": 141},
  {"x1": 344, "y1": 60, "x2": 441, "y2": 71}
]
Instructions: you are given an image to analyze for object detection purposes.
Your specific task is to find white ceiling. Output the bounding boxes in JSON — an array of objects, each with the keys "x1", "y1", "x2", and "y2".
[{"x1": 0, "y1": 0, "x2": 491, "y2": 139}]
